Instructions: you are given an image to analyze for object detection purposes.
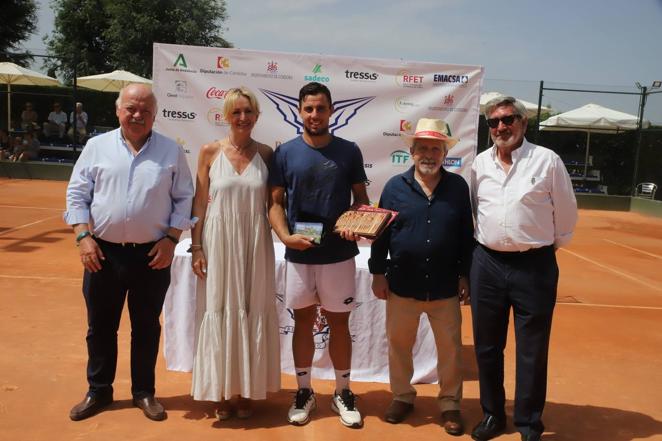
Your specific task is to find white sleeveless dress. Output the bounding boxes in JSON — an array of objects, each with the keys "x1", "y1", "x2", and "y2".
[{"x1": 191, "y1": 150, "x2": 281, "y2": 401}]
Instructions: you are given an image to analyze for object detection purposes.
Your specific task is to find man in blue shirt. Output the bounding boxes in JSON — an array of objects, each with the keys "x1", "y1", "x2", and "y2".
[
  {"x1": 269, "y1": 82, "x2": 369, "y2": 428},
  {"x1": 370, "y1": 118, "x2": 474, "y2": 436},
  {"x1": 64, "y1": 83, "x2": 194, "y2": 422}
]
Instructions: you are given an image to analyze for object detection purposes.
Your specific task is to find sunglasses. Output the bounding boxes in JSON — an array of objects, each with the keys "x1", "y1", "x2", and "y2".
[{"x1": 486, "y1": 114, "x2": 521, "y2": 128}]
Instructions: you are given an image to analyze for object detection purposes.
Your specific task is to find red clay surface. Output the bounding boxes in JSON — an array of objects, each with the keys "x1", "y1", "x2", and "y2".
[{"x1": 1, "y1": 178, "x2": 661, "y2": 441}]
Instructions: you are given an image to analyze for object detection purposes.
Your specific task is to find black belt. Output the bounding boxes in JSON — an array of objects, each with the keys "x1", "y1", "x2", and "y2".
[
  {"x1": 95, "y1": 237, "x2": 156, "y2": 248},
  {"x1": 480, "y1": 243, "x2": 553, "y2": 257}
]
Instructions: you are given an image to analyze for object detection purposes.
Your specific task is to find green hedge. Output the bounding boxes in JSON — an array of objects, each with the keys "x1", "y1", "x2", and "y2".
[{"x1": 1, "y1": 84, "x2": 118, "y2": 131}]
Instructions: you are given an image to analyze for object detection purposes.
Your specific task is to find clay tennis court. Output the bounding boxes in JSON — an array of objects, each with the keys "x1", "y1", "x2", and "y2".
[{"x1": 1, "y1": 178, "x2": 661, "y2": 441}]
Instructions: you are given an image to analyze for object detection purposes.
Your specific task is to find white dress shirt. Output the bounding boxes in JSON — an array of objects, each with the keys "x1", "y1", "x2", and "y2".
[
  {"x1": 48, "y1": 110, "x2": 68, "y2": 126},
  {"x1": 471, "y1": 139, "x2": 577, "y2": 252},
  {"x1": 69, "y1": 111, "x2": 88, "y2": 128},
  {"x1": 64, "y1": 128, "x2": 195, "y2": 243}
]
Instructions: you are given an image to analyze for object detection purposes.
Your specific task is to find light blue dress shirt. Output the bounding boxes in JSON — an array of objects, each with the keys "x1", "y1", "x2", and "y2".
[{"x1": 64, "y1": 128, "x2": 195, "y2": 243}]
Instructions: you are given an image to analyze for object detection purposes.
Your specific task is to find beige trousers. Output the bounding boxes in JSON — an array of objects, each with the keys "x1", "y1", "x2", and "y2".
[{"x1": 385, "y1": 293, "x2": 463, "y2": 412}]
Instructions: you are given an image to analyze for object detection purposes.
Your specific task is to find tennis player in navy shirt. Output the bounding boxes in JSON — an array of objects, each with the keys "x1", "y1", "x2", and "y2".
[{"x1": 269, "y1": 82, "x2": 369, "y2": 428}]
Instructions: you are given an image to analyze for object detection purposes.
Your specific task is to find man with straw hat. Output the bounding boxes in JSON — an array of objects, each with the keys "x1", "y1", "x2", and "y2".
[{"x1": 370, "y1": 118, "x2": 473, "y2": 436}]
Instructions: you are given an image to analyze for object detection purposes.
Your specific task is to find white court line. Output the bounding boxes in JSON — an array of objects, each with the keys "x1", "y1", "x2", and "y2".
[
  {"x1": 0, "y1": 205, "x2": 63, "y2": 211},
  {"x1": 0, "y1": 274, "x2": 79, "y2": 282},
  {"x1": 0, "y1": 215, "x2": 61, "y2": 237},
  {"x1": 560, "y1": 248, "x2": 662, "y2": 293},
  {"x1": 557, "y1": 302, "x2": 662, "y2": 311},
  {"x1": 602, "y1": 239, "x2": 662, "y2": 260}
]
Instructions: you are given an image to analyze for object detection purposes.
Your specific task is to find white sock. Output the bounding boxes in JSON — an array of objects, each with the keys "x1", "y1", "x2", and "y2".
[
  {"x1": 335, "y1": 369, "x2": 351, "y2": 393},
  {"x1": 295, "y1": 367, "x2": 312, "y2": 390}
]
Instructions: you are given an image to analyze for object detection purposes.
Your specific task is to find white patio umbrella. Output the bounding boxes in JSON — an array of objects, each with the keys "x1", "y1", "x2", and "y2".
[
  {"x1": 0, "y1": 62, "x2": 60, "y2": 131},
  {"x1": 76, "y1": 69, "x2": 152, "y2": 92},
  {"x1": 480, "y1": 91, "x2": 551, "y2": 118},
  {"x1": 539, "y1": 103, "x2": 650, "y2": 177}
]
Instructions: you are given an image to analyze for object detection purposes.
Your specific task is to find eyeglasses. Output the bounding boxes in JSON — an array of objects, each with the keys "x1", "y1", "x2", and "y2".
[{"x1": 486, "y1": 114, "x2": 521, "y2": 128}]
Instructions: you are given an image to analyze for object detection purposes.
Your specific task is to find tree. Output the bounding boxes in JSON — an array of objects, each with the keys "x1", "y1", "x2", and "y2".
[
  {"x1": 45, "y1": 0, "x2": 231, "y2": 82},
  {"x1": 105, "y1": 0, "x2": 231, "y2": 78},
  {"x1": 44, "y1": 0, "x2": 114, "y2": 82},
  {"x1": 0, "y1": 0, "x2": 37, "y2": 66}
]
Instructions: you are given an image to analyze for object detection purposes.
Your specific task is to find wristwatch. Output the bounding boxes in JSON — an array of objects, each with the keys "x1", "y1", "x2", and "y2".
[{"x1": 163, "y1": 234, "x2": 179, "y2": 244}]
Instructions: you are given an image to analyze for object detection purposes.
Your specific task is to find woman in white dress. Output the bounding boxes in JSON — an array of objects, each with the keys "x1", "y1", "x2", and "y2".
[{"x1": 190, "y1": 87, "x2": 280, "y2": 420}]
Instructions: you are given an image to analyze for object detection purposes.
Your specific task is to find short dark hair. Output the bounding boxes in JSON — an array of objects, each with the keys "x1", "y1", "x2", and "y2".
[{"x1": 298, "y1": 82, "x2": 332, "y2": 108}]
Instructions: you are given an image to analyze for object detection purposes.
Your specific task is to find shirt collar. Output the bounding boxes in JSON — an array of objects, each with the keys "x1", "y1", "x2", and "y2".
[
  {"x1": 490, "y1": 137, "x2": 532, "y2": 164},
  {"x1": 118, "y1": 129, "x2": 154, "y2": 155},
  {"x1": 402, "y1": 165, "x2": 446, "y2": 197}
]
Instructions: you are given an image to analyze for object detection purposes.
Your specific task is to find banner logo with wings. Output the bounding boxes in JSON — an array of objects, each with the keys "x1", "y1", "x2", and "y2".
[{"x1": 260, "y1": 89, "x2": 375, "y2": 135}]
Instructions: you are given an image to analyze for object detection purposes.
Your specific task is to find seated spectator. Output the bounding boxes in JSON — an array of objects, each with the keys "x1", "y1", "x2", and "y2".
[
  {"x1": 12, "y1": 129, "x2": 40, "y2": 162},
  {"x1": 68, "y1": 102, "x2": 89, "y2": 143},
  {"x1": 21, "y1": 102, "x2": 40, "y2": 130},
  {"x1": 0, "y1": 128, "x2": 13, "y2": 160},
  {"x1": 43, "y1": 102, "x2": 68, "y2": 140}
]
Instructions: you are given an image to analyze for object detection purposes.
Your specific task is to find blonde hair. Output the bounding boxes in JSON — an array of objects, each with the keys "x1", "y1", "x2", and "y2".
[{"x1": 223, "y1": 87, "x2": 260, "y2": 120}]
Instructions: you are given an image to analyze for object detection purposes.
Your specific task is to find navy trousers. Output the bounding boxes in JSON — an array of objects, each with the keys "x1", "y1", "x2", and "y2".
[
  {"x1": 82, "y1": 239, "x2": 170, "y2": 400},
  {"x1": 470, "y1": 244, "x2": 558, "y2": 436}
]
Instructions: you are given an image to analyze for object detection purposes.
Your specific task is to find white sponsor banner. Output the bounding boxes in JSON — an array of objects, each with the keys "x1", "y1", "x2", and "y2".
[
  {"x1": 155, "y1": 43, "x2": 483, "y2": 381},
  {"x1": 152, "y1": 42, "x2": 483, "y2": 202}
]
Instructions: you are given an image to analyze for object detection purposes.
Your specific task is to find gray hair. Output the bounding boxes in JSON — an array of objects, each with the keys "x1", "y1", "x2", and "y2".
[
  {"x1": 484, "y1": 96, "x2": 527, "y2": 119},
  {"x1": 115, "y1": 84, "x2": 158, "y2": 113}
]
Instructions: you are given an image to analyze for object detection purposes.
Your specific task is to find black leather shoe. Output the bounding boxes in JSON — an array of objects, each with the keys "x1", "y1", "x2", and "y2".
[
  {"x1": 471, "y1": 415, "x2": 506, "y2": 440},
  {"x1": 133, "y1": 396, "x2": 167, "y2": 421},
  {"x1": 69, "y1": 394, "x2": 113, "y2": 421},
  {"x1": 521, "y1": 432, "x2": 542, "y2": 441}
]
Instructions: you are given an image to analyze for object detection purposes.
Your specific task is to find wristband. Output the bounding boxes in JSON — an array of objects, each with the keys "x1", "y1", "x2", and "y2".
[
  {"x1": 75, "y1": 231, "x2": 92, "y2": 243},
  {"x1": 164, "y1": 234, "x2": 179, "y2": 245}
]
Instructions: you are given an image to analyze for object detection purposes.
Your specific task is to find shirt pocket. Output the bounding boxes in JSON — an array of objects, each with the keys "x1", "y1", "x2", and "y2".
[
  {"x1": 520, "y1": 175, "x2": 551, "y2": 204},
  {"x1": 137, "y1": 164, "x2": 172, "y2": 192}
]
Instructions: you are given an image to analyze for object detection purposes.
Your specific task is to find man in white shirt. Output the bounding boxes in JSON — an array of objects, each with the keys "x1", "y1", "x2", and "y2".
[
  {"x1": 469, "y1": 97, "x2": 577, "y2": 441},
  {"x1": 43, "y1": 101, "x2": 68, "y2": 139},
  {"x1": 68, "y1": 102, "x2": 89, "y2": 142}
]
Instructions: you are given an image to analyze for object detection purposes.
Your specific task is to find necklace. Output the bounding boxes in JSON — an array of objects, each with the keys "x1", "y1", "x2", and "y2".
[{"x1": 228, "y1": 137, "x2": 254, "y2": 152}]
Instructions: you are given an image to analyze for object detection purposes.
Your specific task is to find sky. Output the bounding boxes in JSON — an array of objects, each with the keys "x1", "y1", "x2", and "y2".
[{"x1": 20, "y1": 0, "x2": 662, "y2": 122}]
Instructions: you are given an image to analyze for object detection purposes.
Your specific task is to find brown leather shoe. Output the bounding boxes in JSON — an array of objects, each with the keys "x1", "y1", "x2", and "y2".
[
  {"x1": 442, "y1": 410, "x2": 465, "y2": 436},
  {"x1": 215, "y1": 398, "x2": 232, "y2": 420},
  {"x1": 69, "y1": 394, "x2": 113, "y2": 421},
  {"x1": 384, "y1": 400, "x2": 414, "y2": 424},
  {"x1": 236, "y1": 397, "x2": 253, "y2": 419},
  {"x1": 133, "y1": 396, "x2": 167, "y2": 421}
]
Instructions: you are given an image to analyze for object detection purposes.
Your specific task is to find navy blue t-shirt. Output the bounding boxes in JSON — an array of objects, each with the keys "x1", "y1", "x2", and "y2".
[{"x1": 269, "y1": 135, "x2": 368, "y2": 264}]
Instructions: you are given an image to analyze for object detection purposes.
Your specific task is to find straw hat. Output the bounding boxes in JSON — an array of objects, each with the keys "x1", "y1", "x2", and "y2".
[{"x1": 402, "y1": 118, "x2": 458, "y2": 148}]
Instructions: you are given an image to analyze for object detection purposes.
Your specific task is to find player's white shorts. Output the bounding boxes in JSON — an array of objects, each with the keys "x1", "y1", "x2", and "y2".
[{"x1": 284, "y1": 258, "x2": 357, "y2": 312}]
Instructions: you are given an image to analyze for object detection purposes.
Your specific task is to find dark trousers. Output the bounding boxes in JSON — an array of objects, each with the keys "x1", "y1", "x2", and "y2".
[
  {"x1": 82, "y1": 239, "x2": 170, "y2": 400},
  {"x1": 470, "y1": 244, "x2": 558, "y2": 435}
]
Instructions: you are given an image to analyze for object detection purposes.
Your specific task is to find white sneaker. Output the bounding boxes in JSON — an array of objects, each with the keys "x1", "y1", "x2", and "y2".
[
  {"x1": 287, "y1": 388, "x2": 316, "y2": 425},
  {"x1": 331, "y1": 389, "x2": 363, "y2": 428}
]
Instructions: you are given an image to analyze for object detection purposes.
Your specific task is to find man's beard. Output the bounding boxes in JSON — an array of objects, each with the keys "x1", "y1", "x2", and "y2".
[
  {"x1": 304, "y1": 125, "x2": 329, "y2": 137},
  {"x1": 417, "y1": 161, "x2": 440, "y2": 176}
]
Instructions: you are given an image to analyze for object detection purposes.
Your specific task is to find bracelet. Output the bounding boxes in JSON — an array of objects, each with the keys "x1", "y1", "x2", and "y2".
[
  {"x1": 163, "y1": 234, "x2": 179, "y2": 245},
  {"x1": 75, "y1": 231, "x2": 92, "y2": 244},
  {"x1": 187, "y1": 244, "x2": 203, "y2": 253}
]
